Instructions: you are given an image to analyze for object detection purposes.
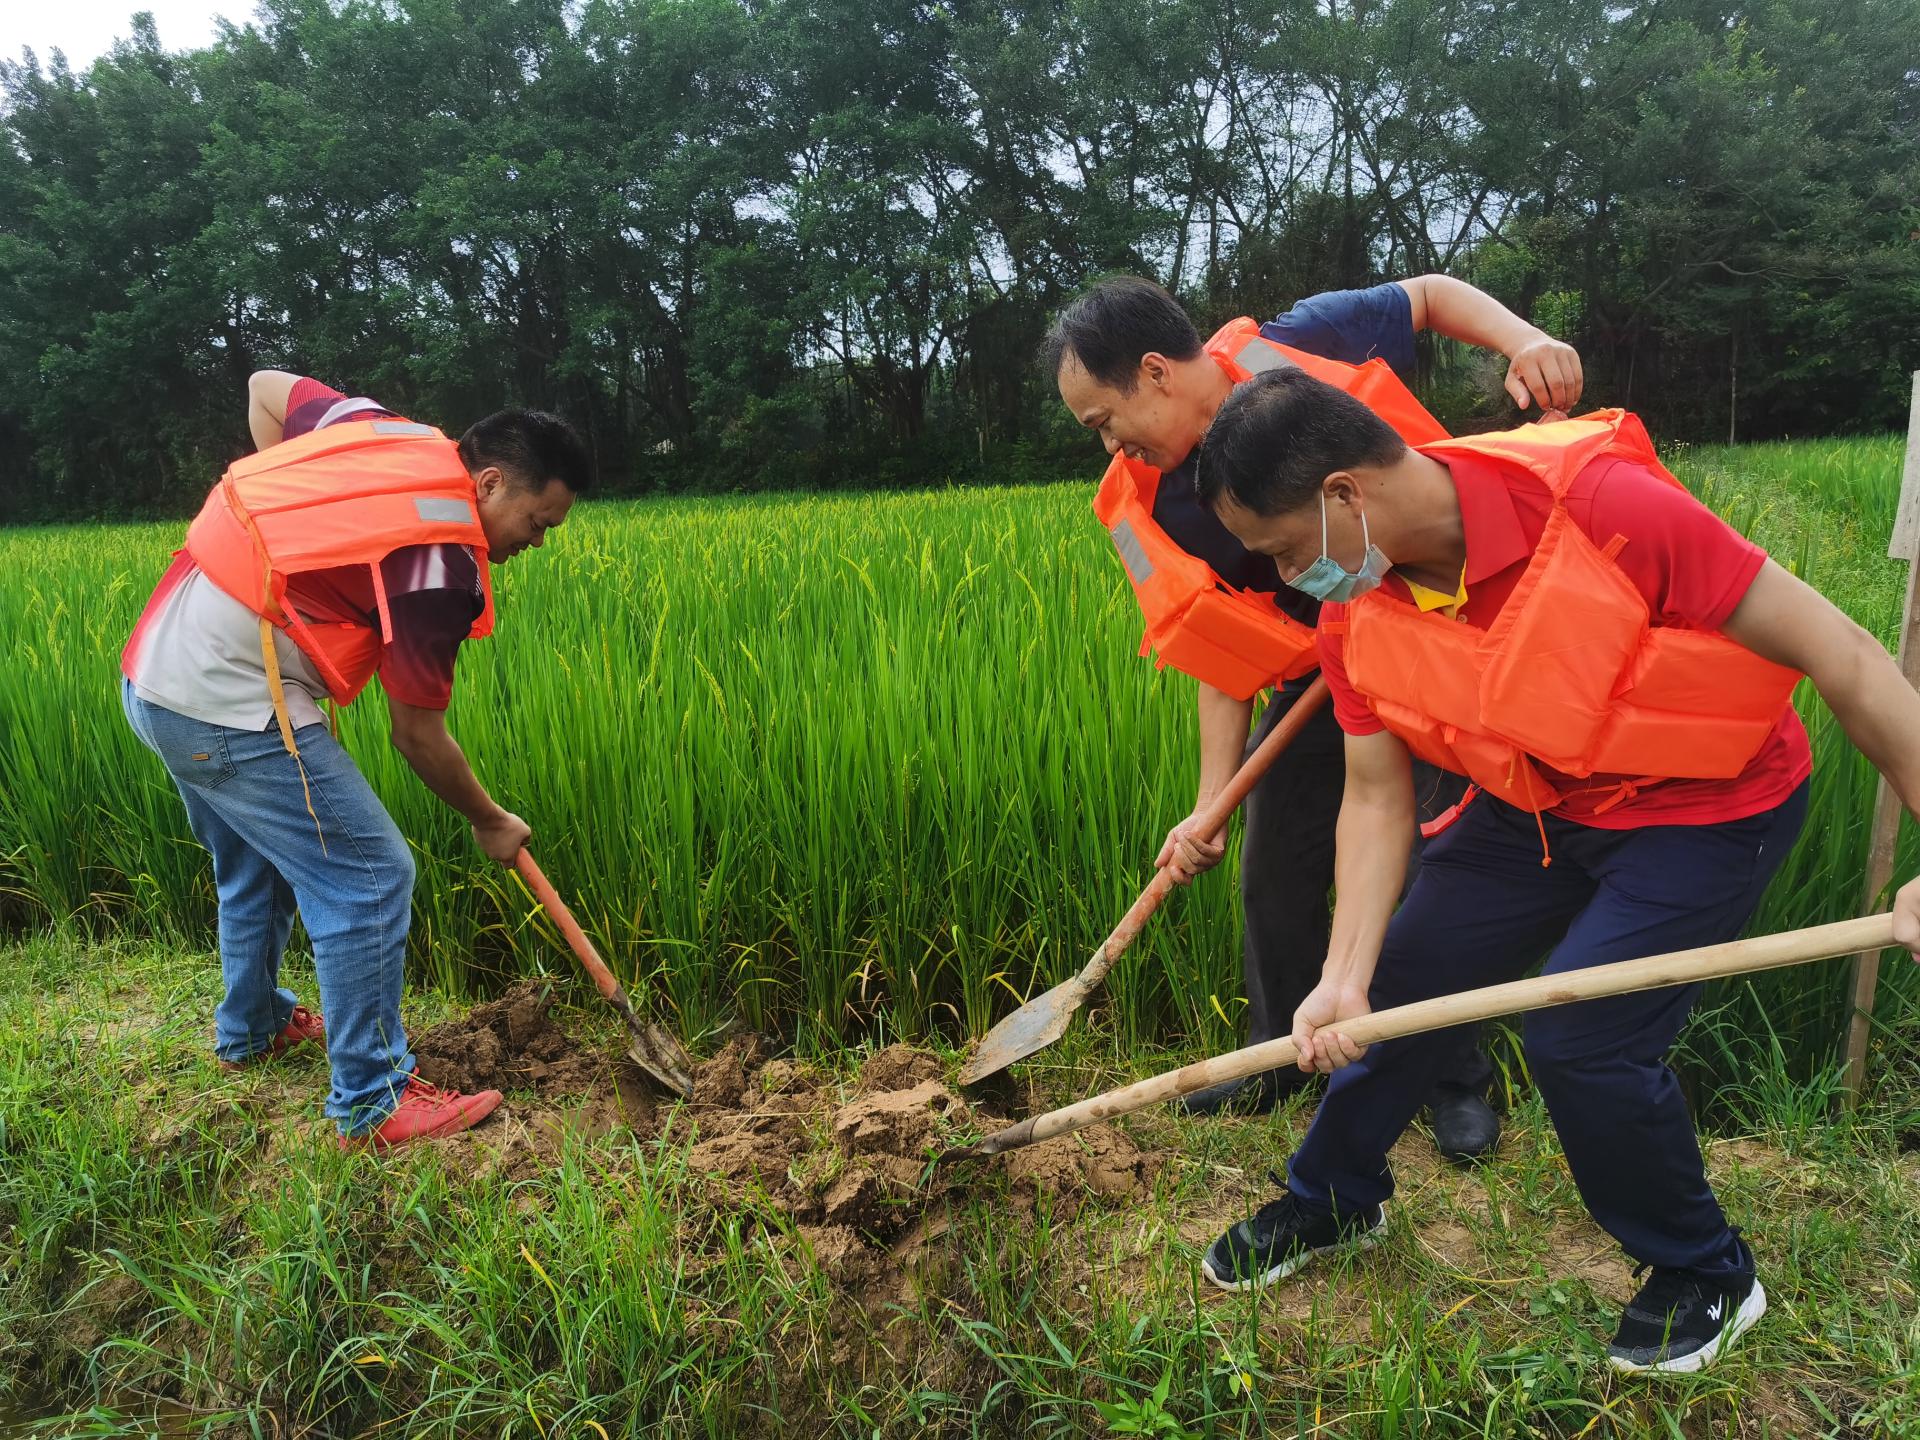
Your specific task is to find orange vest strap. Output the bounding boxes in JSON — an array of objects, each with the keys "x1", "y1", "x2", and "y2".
[
  {"x1": 257, "y1": 616, "x2": 328, "y2": 853},
  {"x1": 370, "y1": 561, "x2": 394, "y2": 645}
]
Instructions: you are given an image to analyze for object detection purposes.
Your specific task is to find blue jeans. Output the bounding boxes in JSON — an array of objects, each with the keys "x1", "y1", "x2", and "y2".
[
  {"x1": 1287, "y1": 781, "x2": 1809, "y2": 1277},
  {"x1": 122, "y1": 680, "x2": 417, "y2": 1133}
]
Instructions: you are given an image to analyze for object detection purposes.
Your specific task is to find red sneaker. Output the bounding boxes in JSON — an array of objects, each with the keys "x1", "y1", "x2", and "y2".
[
  {"x1": 218, "y1": 1006, "x2": 327, "y2": 1072},
  {"x1": 337, "y1": 1076, "x2": 503, "y2": 1152}
]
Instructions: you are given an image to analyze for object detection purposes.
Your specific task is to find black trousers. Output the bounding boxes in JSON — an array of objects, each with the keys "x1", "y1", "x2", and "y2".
[
  {"x1": 1237, "y1": 680, "x2": 1493, "y2": 1097},
  {"x1": 1289, "y1": 782, "x2": 1808, "y2": 1273}
]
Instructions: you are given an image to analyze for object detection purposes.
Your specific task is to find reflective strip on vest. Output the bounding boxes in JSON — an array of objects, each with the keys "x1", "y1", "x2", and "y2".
[
  {"x1": 1233, "y1": 340, "x2": 1297, "y2": 376},
  {"x1": 316, "y1": 397, "x2": 388, "y2": 429},
  {"x1": 416, "y1": 497, "x2": 475, "y2": 524},
  {"x1": 1111, "y1": 519, "x2": 1153, "y2": 583}
]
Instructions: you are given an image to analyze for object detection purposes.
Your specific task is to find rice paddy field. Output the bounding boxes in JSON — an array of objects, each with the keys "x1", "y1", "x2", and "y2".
[
  {"x1": 3, "y1": 437, "x2": 1919, "y2": 1437},
  {"x1": 2, "y1": 436, "x2": 1916, "y2": 1086}
]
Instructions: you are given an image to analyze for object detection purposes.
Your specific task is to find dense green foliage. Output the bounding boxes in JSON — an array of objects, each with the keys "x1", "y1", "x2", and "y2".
[
  {"x1": 2, "y1": 438, "x2": 1914, "y2": 1091},
  {"x1": 2, "y1": 0, "x2": 1916, "y2": 521}
]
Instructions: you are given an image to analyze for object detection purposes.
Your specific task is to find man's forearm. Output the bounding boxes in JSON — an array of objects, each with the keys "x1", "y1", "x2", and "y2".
[
  {"x1": 1727, "y1": 561, "x2": 1920, "y2": 825},
  {"x1": 1321, "y1": 778, "x2": 1416, "y2": 996},
  {"x1": 1401, "y1": 274, "x2": 1542, "y2": 357},
  {"x1": 1809, "y1": 630, "x2": 1920, "y2": 823},
  {"x1": 394, "y1": 723, "x2": 506, "y2": 828},
  {"x1": 1195, "y1": 682, "x2": 1258, "y2": 804}
]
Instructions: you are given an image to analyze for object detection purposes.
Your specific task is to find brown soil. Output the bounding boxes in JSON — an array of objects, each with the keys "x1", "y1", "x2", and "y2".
[
  {"x1": 411, "y1": 978, "x2": 609, "y2": 1096},
  {"x1": 1003, "y1": 1125, "x2": 1161, "y2": 1222},
  {"x1": 410, "y1": 1006, "x2": 1159, "y2": 1291}
]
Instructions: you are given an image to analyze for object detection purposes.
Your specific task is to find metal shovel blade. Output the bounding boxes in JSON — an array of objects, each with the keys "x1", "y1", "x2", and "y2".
[
  {"x1": 956, "y1": 679, "x2": 1334, "y2": 1090},
  {"x1": 514, "y1": 848, "x2": 695, "y2": 1100},
  {"x1": 626, "y1": 1016, "x2": 695, "y2": 1099},
  {"x1": 956, "y1": 971, "x2": 1099, "y2": 1086}
]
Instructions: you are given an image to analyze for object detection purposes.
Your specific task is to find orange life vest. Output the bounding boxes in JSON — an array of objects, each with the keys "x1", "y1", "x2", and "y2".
[
  {"x1": 185, "y1": 417, "x2": 495, "y2": 706},
  {"x1": 173, "y1": 417, "x2": 495, "y2": 845},
  {"x1": 1093, "y1": 317, "x2": 1450, "y2": 700},
  {"x1": 1334, "y1": 409, "x2": 1800, "y2": 819}
]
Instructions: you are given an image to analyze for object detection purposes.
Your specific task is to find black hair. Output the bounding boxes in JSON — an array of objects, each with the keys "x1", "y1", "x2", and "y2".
[
  {"x1": 1195, "y1": 368, "x2": 1406, "y2": 515},
  {"x1": 1039, "y1": 275, "x2": 1203, "y2": 392},
  {"x1": 458, "y1": 408, "x2": 594, "y2": 495}
]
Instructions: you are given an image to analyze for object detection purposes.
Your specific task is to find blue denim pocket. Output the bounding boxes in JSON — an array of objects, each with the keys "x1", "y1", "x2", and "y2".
[
  {"x1": 186, "y1": 729, "x2": 239, "y2": 789},
  {"x1": 125, "y1": 687, "x2": 240, "y2": 790}
]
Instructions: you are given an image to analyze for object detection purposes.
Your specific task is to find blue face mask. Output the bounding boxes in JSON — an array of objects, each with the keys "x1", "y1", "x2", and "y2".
[{"x1": 1288, "y1": 493, "x2": 1391, "y2": 602}]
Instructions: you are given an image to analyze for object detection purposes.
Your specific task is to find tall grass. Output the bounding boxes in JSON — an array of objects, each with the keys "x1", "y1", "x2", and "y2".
[{"x1": 1, "y1": 437, "x2": 1914, "y2": 1085}]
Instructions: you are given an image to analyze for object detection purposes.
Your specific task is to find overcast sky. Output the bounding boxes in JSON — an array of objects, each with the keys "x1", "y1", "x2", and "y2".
[{"x1": 3, "y1": 1, "x2": 240, "y2": 71}]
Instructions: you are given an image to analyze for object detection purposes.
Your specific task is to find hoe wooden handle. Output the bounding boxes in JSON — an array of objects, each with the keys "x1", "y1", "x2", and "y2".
[
  {"x1": 1082, "y1": 677, "x2": 1330, "y2": 984},
  {"x1": 954, "y1": 912, "x2": 1899, "y2": 1159},
  {"x1": 515, "y1": 849, "x2": 622, "y2": 1006},
  {"x1": 1193, "y1": 676, "x2": 1330, "y2": 837}
]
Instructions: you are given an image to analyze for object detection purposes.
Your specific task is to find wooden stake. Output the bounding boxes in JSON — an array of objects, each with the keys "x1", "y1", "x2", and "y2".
[{"x1": 1840, "y1": 371, "x2": 1920, "y2": 1106}]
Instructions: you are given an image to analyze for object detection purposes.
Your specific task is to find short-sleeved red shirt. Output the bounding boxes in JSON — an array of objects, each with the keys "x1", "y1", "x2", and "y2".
[{"x1": 1318, "y1": 450, "x2": 1811, "y2": 828}]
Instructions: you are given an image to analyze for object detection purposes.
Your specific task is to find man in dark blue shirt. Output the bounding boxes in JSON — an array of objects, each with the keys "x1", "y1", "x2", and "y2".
[{"x1": 1045, "y1": 274, "x2": 1583, "y2": 1152}]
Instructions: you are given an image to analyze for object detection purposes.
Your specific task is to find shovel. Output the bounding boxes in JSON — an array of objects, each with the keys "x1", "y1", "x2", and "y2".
[
  {"x1": 958, "y1": 676, "x2": 1331, "y2": 1087},
  {"x1": 942, "y1": 912, "x2": 1899, "y2": 1160},
  {"x1": 514, "y1": 849, "x2": 695, "y2": 1098}
]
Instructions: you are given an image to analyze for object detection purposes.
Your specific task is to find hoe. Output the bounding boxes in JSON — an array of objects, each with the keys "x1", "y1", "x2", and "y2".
[{"x1": 942, "y1": 913, "x2": 1897, "y2": 1162}]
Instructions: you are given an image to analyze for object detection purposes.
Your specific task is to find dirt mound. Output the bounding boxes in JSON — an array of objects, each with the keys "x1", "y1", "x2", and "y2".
[
  {"x1": 411, "y1": 980, "x2": 607, "y2": 1095},
  {"x1": 1003, "y1": 1125, "x2": 1160, "y2": 1221},
  {"x1": 418, "y1": 997, "x2": 1158, "y2": 1283},
  {"x1": 415, "y1": 982, "x2": 660, "y2": 1184},
  {"x1": 679, "y1": 1039, "x2": 969, "y2": 1248}
]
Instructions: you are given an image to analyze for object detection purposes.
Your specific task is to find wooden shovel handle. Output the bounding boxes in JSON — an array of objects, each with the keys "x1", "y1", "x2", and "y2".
[
  {"x1": 514, "y1": 849, "x2": 623, "y2": 1007},
  {"x1": 1081, "y1": 676, "x2": 1330, "y2": 986},
  {"x1": 1196, "y1": 676, "x2": 1330, "y2": 835},
  {"x1": 967, "y1": 912, "x2": 1899, "y2": 1157}
]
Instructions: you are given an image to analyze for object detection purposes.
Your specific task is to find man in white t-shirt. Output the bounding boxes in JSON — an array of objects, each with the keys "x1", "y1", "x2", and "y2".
[{"x1": 121, "y1": 371, "x2": 591, "y2": 1150}]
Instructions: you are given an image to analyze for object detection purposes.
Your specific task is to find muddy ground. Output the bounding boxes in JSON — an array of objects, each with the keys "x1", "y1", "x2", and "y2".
[
  {"x1": 410, "y1": 981, "x2": 1161, "y2": 1305},
  {"x1": 13, "y1": 977, "x2": 1873, "y2": 1438}
]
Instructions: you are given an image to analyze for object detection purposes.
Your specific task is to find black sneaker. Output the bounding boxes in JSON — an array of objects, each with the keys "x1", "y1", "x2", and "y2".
[
  {"x1": 1607, "y1": 1265, "x2": 1766, "y2": 1374},
  {"x1": 1201, "y1": 1188, "x2": 1385, "y2": 1291},
  {"x1": 1428, "y1": 1092, "x2": 1500, "y2": 1163}
]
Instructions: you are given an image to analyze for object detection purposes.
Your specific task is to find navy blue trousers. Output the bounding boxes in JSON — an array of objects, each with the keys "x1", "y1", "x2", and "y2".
[{"x1": 1288, "y1": 779, "x2": 1809, "y2": 1276}]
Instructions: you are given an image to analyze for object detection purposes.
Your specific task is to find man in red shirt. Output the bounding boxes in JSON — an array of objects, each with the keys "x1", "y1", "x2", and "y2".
[
  {"x1": 122, "y1": 371, "x2": 590, "y2": 1151},
  {"x1": 1187, "y1": 368, "x2": 1920, "y2": 1373}
]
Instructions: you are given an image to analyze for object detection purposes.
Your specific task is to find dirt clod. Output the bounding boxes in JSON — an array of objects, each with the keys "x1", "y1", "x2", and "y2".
[
  {"x1": 412, "y1": 980, "x2": 606, "y2": 1096},
  {"x1": 692, "y1": 1034, "x2": 766, "y2": 1107},
  {"x1": 858, "y1": 1043, "x2": 944, "y2": 1094},
  {"x1": 1003, "y1": 1125, "x2": 1159, "y2": 1221},
  {"x1": 834, "y1": 1079, "x2": 961, "y2": 1160}
]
